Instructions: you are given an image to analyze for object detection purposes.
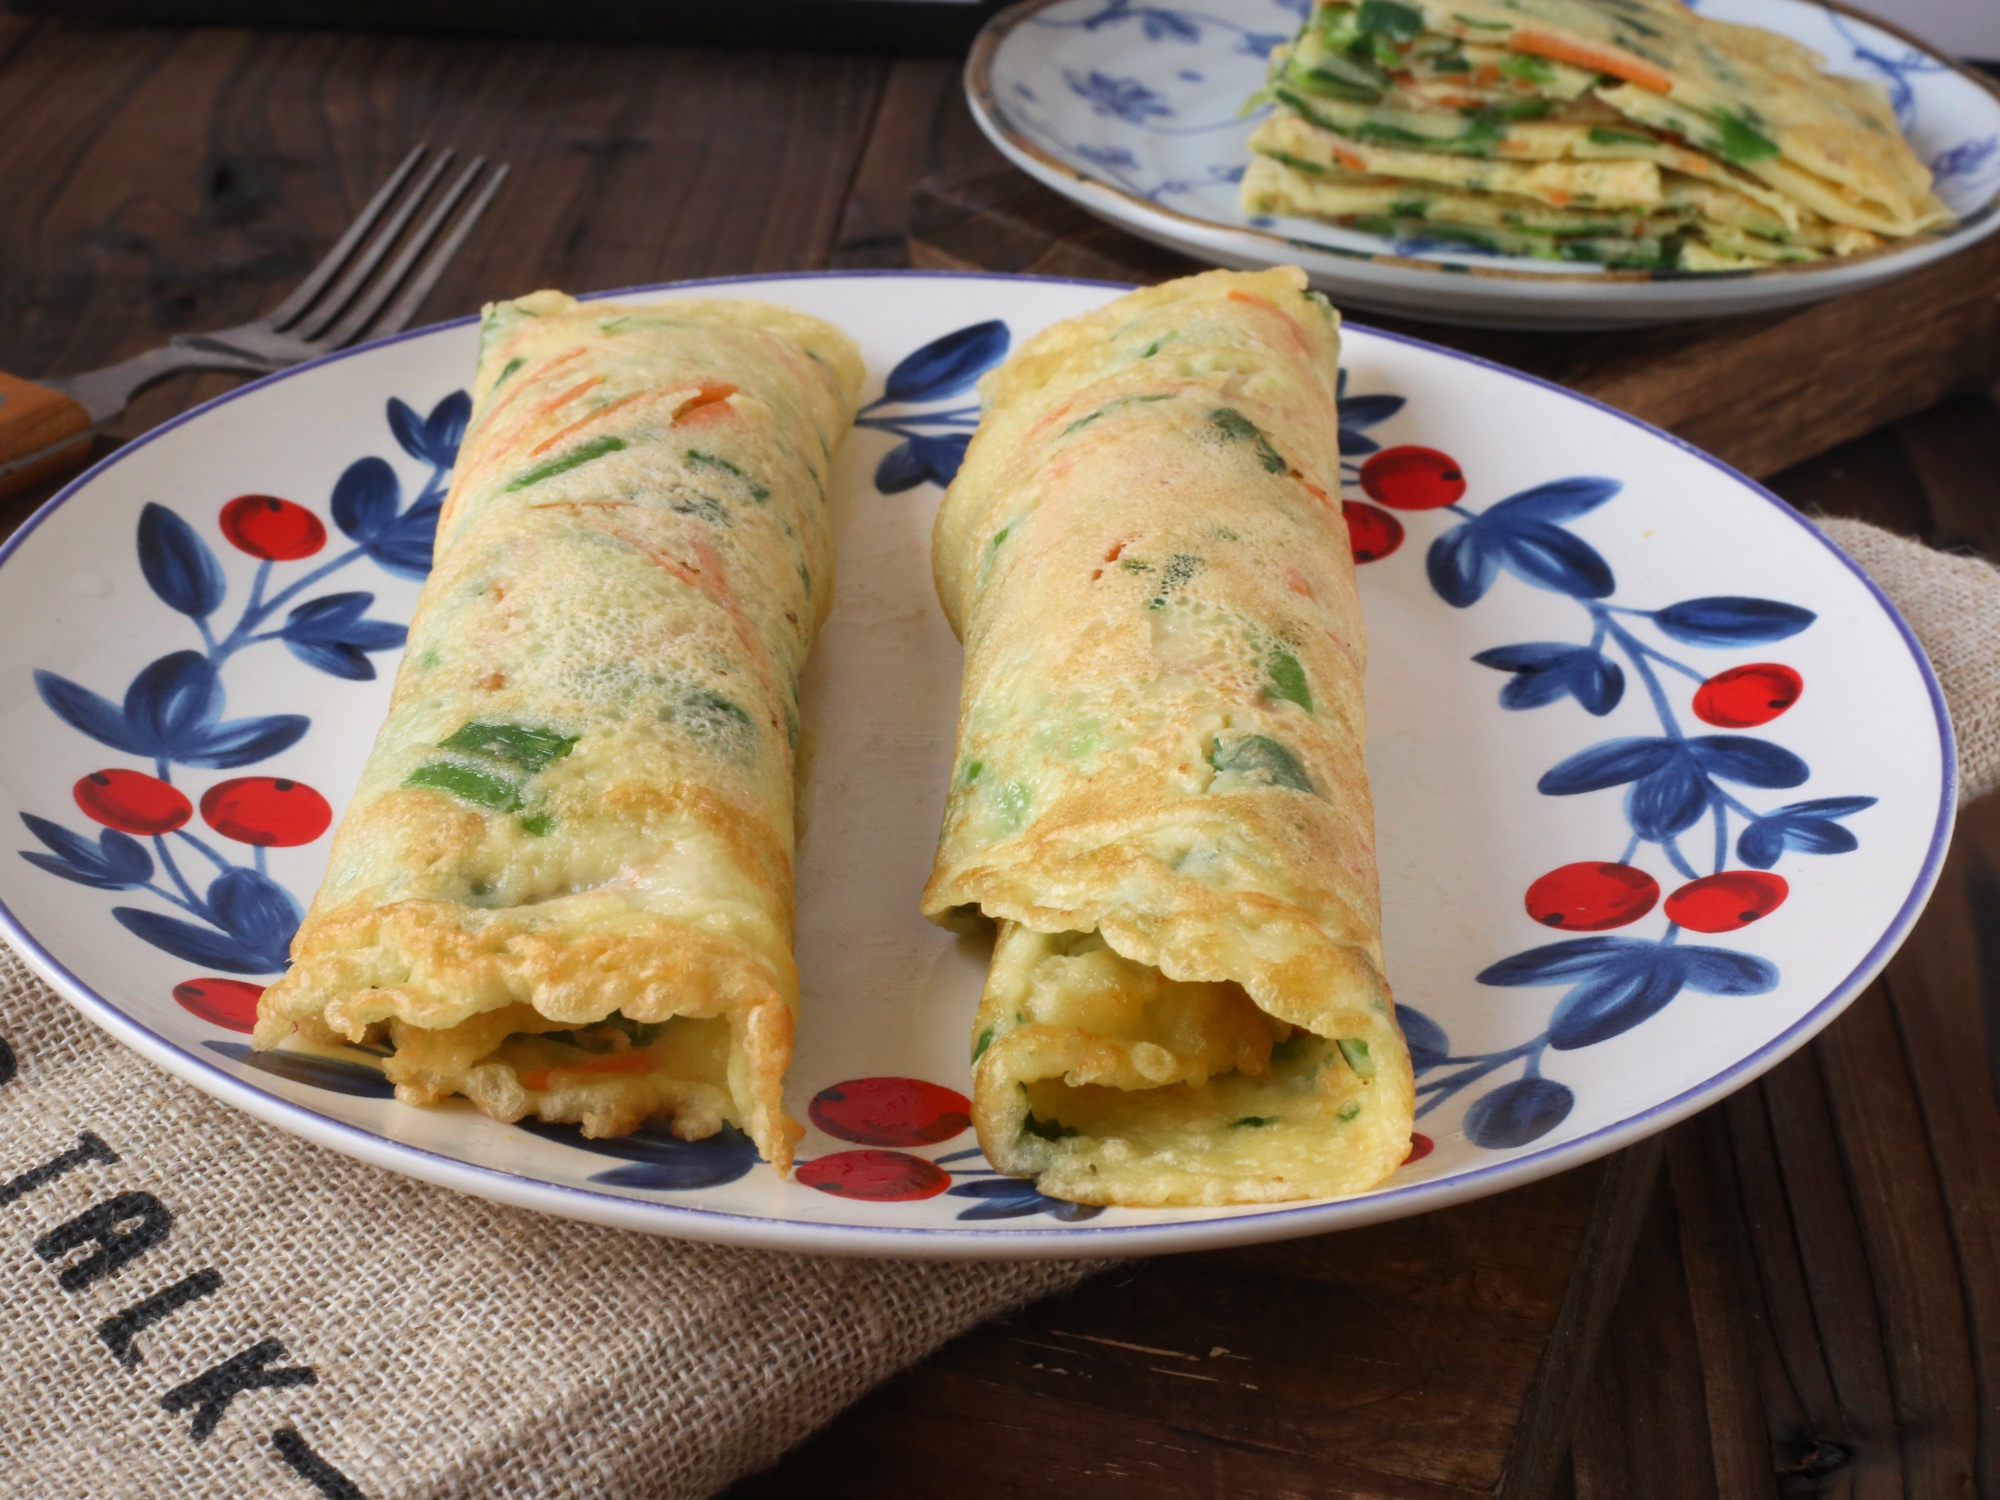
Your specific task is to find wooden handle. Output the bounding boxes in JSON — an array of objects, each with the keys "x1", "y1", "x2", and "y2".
[{"x1": 0, "y1": 370, "x2": 92, "y2": 500}]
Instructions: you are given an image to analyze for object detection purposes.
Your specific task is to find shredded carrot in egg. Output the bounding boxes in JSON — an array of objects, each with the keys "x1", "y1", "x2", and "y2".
[
  {"x1": 1510, "y1": 30, "x2": 1672, "y2": 93},
  {"x1": 520, "y1": 1052, "x2": 660, "y2": 1092},
  {"x1": 531, "y1": 376, "x2": 604, "y2": 420},
  {"x1": 672, "y1": 382, "x2": 739, "y2": 425},
  {"x1": 1295, "y1": 474, "x2": 1334, "y2": 508},
  {"x1": 527, "y1": 388, "x2": 650, "y2": 457}
]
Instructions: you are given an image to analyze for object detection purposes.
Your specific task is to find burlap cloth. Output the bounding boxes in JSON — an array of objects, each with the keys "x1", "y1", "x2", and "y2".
[{"x1": 0, "y1": 517, "x2": 1990, "y2": 1499}]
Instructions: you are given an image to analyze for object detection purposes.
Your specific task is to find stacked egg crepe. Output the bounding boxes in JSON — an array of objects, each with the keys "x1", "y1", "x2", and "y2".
[
  {"x1": 925, "y1": 268, "x2": 1415, "y2": 1207},
  {"x1": 1244, "y1": 0, "x2": 1952, "y2": 270},
  {"x1": 255, "y1": 291, "x2": 863, "y2": 1173}
]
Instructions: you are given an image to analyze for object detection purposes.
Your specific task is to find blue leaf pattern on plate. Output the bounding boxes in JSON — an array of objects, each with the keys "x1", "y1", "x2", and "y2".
[
  {"x1": 138, "y1": 504, "x2": 226, "y2": 620},
  {"x1": 875, "y1": 434, "x2": 973, "y2": 494},
  {"x1": 1736, "y1": 796, "x2": 1878, "y2": 869},
  {"x1": 1473, "y1": 642, "x2": 1624, "y2": 716},
  {"x1": 516, "y1": 1120, "x2": 761, "y2": 1191},
  {"x1": 1395, "y1": 1004, "x2": 1449, "y2": 1071},
  {"x1": 281, "y1": 593, "x2": 409, "y2": 681},
  {"x1": 1688, "y1": 736, "x2": 1809, "y2": 789},
  {"x1": 948, "y1": 1178, "x2": 1105, "y2": 1222},
  {"x1": 1336, "y1": 378, "x2": 1405, "y2": 459},
  {"x1": 1931, "y1": 136, "x2": 1999, "y2": 191},
  {"x1": 116, "y1": 866, "x2": 300, "y2": 974},
  {"x1": 1650, "y1": 596, "x2": 1817, "y2": 647},
  {"x1": 863, "y1": 323, "x2": 1011, "y2": 493},
  {"x1": 1067, "y1": 68, "x2": 1177, "y2": 121},
  {"x1": 1426, "y1": 478, "x2": 1622, "y2": 606},
  {"x1": 1464, "y1": 1078, "x2": 1574, "y2": 1149},
  {"x1": 331, "y1": 457, "x2": 442, "y2": 580},
  {"x1": 205, "y1": 1041, "x2": 395, "y2": 1098},
  {"x1": 19, "y1": 815, "x2": 152, "y2": 891},
  {"x1": 388, "y1": 392, "x2": 472, "y2": 470},
  {"x1": 882, "y1": 320, "x2": 1011, "y2": 405},
  {"x1": 36, "y1": 653, "x2": 309, "y2": 769},
  {"x1": 1477, "y1": 936, "x2": 1776, "y2": 1050},
  {"x1": 1071, "y1": 148, "x2": 1250, "y2": 202}
]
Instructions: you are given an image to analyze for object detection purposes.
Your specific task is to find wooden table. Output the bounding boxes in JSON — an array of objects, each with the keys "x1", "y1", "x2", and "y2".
[{"x1": 0, "y1": 10, "x2": 1995, "y2": 1496}]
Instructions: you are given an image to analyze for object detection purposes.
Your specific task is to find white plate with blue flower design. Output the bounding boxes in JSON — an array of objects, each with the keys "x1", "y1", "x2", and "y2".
[
  {"x1": 0, "y1": 271, "x2": 1952, "y2": 1256},
  {"x1": 966, "y1": 0, "x2": 2000, "y2": 327}
]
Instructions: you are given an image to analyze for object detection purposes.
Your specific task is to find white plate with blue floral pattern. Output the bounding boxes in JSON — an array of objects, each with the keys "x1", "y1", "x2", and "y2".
[
  {"x1": 966, "y1": 0, "x2": 2000, "y2": 327},
  {"x1": 0, "y1": 271, "x2": 1952, "y2": 1256}
]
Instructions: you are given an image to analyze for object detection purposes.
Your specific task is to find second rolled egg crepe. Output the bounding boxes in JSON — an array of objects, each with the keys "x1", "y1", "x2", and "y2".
[
  {"x1": 924, "y1": 268, "x2": 1414, "y2": 1207},
  {"x1": 254, "y1": 290, "x2": 864, "y2": 1172}
]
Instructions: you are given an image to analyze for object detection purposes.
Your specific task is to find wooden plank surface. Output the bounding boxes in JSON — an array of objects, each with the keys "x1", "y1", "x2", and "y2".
[
  {"x1": 729, "y1": 1151, "x2": 1663, "y2": 1500},
  {"x1": 0, "y1": 6, "x2": 894, "y2": 521},
  {"x1": 1498, "y1": 1139, "x2": 1666, "y2": 1500},
  {"x1": 3, "y1": 12, "x2": 1999, "y2": 1498},
  {"x1": 909, "y1": 164, "x2": 2000, "y2": 480}
]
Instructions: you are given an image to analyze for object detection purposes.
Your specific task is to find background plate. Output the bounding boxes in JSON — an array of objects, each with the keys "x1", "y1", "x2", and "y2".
[
  {"x1": 0, "y1": 271, "x2": 1952, "y2": 1255},
  {"x1": 966, "y1": 0, "x2": 2000, "y2": 327}
]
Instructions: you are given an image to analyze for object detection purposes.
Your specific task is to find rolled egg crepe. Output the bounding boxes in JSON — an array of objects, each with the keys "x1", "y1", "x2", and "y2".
[
  {"x1": 923, "y1": 268, "x2": 1415, "y2": 1207},
  {"x1": 254, "y1": 290, "x2": 864, "y2": 1172}
]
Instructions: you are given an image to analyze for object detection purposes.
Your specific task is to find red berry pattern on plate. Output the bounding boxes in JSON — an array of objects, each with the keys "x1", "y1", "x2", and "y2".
[
  {"x1": 809, "y1": 1077, "x2": 972, "y2": 1147},
  {"x1": 1359, "y1": 446, "x2": 1466, "y2": 510},
  {"x1": 173, "y1": 977, "x2": 265, "y2": 1032},
  {"x1": 1693, "y1": 663, "x2": 1803, "y2": 728},
  {"x1": 28, "y1": 398, "x2": 461, "y2": 980},
  {"x1": 1664, "y1": 871, "x2": 1790, "y2": 932},
  {"x1": 220, "y1": 494, "x2": 327, "y2": 561},
  {"x1": 200, "y1": 777, "x2": 332, "y2": 847},
  {"x1": 1357, "y1": 434, "x2": 1876, "y2": 1155},
  {"x1": 797, "y1": 1150, "x2": 950, "y2": 1202},
  {"x1": 1525, "y1": 862, "x2": 1659, "y2": 930},
  {"x1": 74, "y1": 769, "x2": 191, "y2": 835},
  {"x1": 1343, "y1": 500, "x2": 1404, "y2": 564}
]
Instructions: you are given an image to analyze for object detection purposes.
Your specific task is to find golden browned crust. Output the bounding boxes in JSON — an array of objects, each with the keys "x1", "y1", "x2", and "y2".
[{"x1": 261, "y1": 900, "x2": 794, "y2": 1035}]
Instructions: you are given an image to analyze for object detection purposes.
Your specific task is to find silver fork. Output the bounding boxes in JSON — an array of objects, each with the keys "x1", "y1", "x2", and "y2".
[{"x1": 45, "y1": 146, "x2": 509, "y2": 425}]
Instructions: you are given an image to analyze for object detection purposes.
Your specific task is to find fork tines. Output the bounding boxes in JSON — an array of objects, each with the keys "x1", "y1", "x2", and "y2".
[{"x1": 247, "y1": 147, "x2": 509, "y2": 357}]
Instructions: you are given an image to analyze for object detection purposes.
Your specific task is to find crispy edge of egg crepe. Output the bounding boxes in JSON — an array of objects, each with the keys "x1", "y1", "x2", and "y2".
[
  {"x1": 1243, "y1": 153, "x2": 1849, "y2": 265},
  {"x1": 1251, "y1": 109, "x2": 1667, "y2": 210},
  {"x1": 253, "y1": 291, "x2": 864, "y2": 1172},
  {"x1": 1241, "y1": 155, "x2": 1703, "y2": 265},
  {"x1": 923, "y1": 267, "x2": 1415, "y2": 1207},
  {"x1": 1245, "y1": 152, "x2": 1673, "y2": 234}
]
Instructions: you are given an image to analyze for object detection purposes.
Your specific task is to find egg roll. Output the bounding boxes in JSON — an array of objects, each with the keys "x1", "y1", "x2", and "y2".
[
  {"x1": 924, "y1": 268, "x2": 1415, "y2": 1207},
  {"x1": 254, "y1": 290, "x2": 863, "y2": 1172}
]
